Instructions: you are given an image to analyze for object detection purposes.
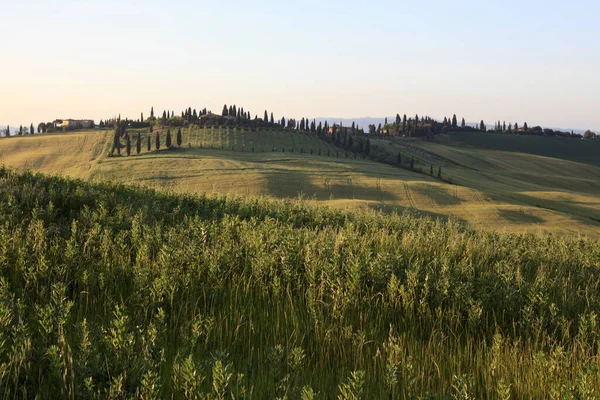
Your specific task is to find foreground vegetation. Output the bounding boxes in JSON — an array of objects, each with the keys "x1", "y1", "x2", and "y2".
[{"x1": 0, "y1": 167, "x2": 599, "y2": 398}]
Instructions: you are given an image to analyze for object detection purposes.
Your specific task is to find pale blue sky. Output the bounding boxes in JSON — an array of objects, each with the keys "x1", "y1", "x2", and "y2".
[{"x1": 1, "y1": 0, "x2": 599, "y2": 131}]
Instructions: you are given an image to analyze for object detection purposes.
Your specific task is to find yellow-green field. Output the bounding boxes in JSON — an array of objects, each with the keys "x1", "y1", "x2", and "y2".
[{"x1": 1, "y1": 127, "x2": 599, "y2": 239}]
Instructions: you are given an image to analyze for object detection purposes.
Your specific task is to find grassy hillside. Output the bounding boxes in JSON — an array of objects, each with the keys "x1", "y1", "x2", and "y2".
[
  {"x1": 437, "y1": 131, "x2": 600, "y2": 166},
  {"x1": 371, "y1": 136, "x2": 600, "y2": 238},
  {"x1": 0, "y1": 168, "x2": 599, "y2": 398},
  {"x1": 1, "y1": 127, "x2": 599, "y2": 239}
]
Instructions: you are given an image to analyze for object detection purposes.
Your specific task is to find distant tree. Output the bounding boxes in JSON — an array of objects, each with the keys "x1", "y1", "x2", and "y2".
[
  {"x1": 264, "y1": 110, "x2": 268, "y2": 122},
  {"x1": 461, "y1": 118, "x2": 466, "y2": 128},
  {"x1": 126, "y1": 135, "x2": 131, "y2": 156},
  {"x1": 270, "y1": 112, "x2": 274, "y2": 124},
  {"x1": 514, "y1": 122, "x2": 519, "y2": 131},
  {"x1": 155, "y1": 133, "x2": 160, "y2": 150},
  {"x1": 395, "y1": 114, "x2": 401, "y2": 126},
  {"x1": 480, "y1": 120, "x2": 486, "y2": 131},
  {"x1": 523, "y1": 122, "x2": 528, "y2": 131},
  {"x1": 583, "y1": 130, "x2": 597, "y2": 140},
  {"x1": 37, "y1": 123, "x2": 46, "y2": 134},
  {"x1": 141, "y1": 112, "x2": 144, "y2": 123},
  {"x1": 166, "y1": 129, "x2": 172, "y2": 148},
  {"x1": 4, "y1": 125, "x2": 9, "y2": 137},
  {"x1": 503, "y1": 121, "x2": 506, "y2": 131},
  {"x1": 147, "y1": 135, "x2": 151, "y2": 151},
  {"x1": 365, "y1": 138, "x2": 371, "y2": 155},
  {"x1": 29, "y1": 124, "x2": 34, "y2": 135},
  {"x1": 176, "y1": 128, "x2": 182, "y2": 147},
  {"x1": 162, "y1": 110, "x2": 167, "y2": 122},
  {"x1": 377, "y1": 123, "x2": 382, "y2": 135},
  {"x1": 385, "y1": 117, "x2": 388, "y2": 125},
  {"x1": 150, "y1": 107, "x2": 154, "y2": 119},
  {"x1": 443, "y1": 117, "x2": 448, "y2": 127},
  {"x1": 452, "y1": 114, "x2": 457, "y2": 128},
  {"x1": 18, "y1": 125, "x2": 23, "y2": 136},
  {"x1": 136, "y1": 133, "x2": 141, "y2": 154},
  {"x1": 222, "y1": 105, "x2": 229, "y2": 117}
]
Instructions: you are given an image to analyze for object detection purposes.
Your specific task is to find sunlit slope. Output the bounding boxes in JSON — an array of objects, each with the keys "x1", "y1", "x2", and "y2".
[
  {"x1": 0, "y1": 130, "x2": 110, "y2": 177},
  {"x1": 1, "y1": 128, "x2": 599, "y2": 239},
  {"x1": 374, "y1": 136, "x2": 600, "y2": 237}
]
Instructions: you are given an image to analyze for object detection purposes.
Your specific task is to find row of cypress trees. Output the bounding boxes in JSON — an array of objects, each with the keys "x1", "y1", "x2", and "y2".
[{"x1": 113, "y1": 128, "x2": 182, "y2": 156}]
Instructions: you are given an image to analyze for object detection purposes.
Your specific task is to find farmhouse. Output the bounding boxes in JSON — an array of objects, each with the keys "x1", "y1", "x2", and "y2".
[
  {"x1": 54, "y1": 119, "x2": 95, "y2": 129},
  {"x1": 328, "y1": 124, "x2": 364, "y2": 135}
]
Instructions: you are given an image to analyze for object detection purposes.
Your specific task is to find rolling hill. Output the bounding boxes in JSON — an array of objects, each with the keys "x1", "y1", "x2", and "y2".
[{"x1": 0, "y1": 126, "x2": 598, "y2": 239}]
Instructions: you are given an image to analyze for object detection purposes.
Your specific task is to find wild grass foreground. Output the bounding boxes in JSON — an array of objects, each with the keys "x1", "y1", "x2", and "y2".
[{"x1": 0, "y1": 167, "x2": 599, "y2": 399}]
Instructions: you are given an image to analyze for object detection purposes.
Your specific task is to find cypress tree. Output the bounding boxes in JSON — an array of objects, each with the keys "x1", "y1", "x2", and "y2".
[
  {"x1": 30, "y1": 124, "x2": 34, "y2": 135},
  {"x1": 19, "y1": 125, "x2": 23, "y2": 136},
  {"x1": 222, "y1": 105, "x2": 228, "y2": 117},
  {"x1": 113, "y1": 130, "x2": 120, "y2": 155},
  {"x1": 126, "y1": 135, "x2": 131, "y2": 156},
  {"x1": 452, "y1": 114, "x2": 457, "y2": 128},
  {"x1": 523, "y1": 122, "x2": 528, "y2": 131},
  {"x1": 264, "y1": 110, "x2": 268, "y2": 122},
  {"x1": 5, "y1": 125, "x2": 9, "y2": 137},
  {"x1": 461, "y1": 118, "x2": 466, "y2": 128},
  {"x1": 141, "y1": 112, "x2": 144, "y2": 123},
  {"x1": 166, "y1": 129, "x2": 172, "y2": 148},
  {"x1": 150, "y1": 107, "x2": 154, "y2": 118},
  {"x1": 270, "y1": 112, "x2": 274, "y2": 124},
  {"x1": 177, "y1": 128, "x2": 182, "y2": 147},
  {"x1": 136, "y1": 133, "x2": 141, "y2": 154},
  {"x1": 155, "y1": 133, "x2": 160, "y2": 150}
]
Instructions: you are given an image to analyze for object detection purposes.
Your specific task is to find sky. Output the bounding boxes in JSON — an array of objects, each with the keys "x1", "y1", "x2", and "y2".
[{"x1": 1, "y1": 0, "x2": 599, "y2": 132}]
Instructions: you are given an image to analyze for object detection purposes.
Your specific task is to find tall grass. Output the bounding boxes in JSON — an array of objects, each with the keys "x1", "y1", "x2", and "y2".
[{"x1": 0, "y1": 166, "x2": 598, "y2": 398}]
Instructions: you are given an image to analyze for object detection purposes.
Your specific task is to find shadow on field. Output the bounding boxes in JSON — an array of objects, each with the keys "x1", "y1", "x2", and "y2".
[
  {"x1": 497, "y1": 209, "x2": 545, "y2": 224},
  {"x1": 365, "y1": 202, "x2": 468, "y2": 225},
  {"x1": 263, "y1": 172, "x2": 402, "y2": 203},
  {"x1": 410, "y1": 183, "x2": 463, "y2": 206},
  {"x1": 510, "y1": 193, "x2": 600, "y2": 228}
]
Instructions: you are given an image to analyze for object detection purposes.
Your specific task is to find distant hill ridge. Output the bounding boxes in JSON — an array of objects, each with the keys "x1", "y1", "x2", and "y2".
[{"x1": 314, "y1": 118, "x2": 590, "y2": 135}]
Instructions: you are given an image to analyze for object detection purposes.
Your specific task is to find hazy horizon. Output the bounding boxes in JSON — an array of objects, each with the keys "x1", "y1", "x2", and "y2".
[{"x1": 1, "y1": 0, "x2": 599, "y2": 132}]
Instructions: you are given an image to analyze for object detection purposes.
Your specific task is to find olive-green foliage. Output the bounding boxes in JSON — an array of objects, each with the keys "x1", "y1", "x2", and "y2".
[{"x1": 0, "y1": 167, "x2": 599, "y2": 398}]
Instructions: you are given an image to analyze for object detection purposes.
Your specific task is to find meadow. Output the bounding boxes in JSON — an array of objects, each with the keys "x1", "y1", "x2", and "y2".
[
  {"x1": 0, "y1": 127, "x2": 598, "y2": 239},
  {"x1": 0, "y1": 167, "x2": 599, "y2": 398},
  {"x1": 435, "y1": 131, "x2": 600, "y2": 166}
]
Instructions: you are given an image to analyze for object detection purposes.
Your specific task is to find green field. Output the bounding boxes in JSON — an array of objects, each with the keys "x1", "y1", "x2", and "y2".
[
  {"x1": 0, "y1": 167, "x2": 599, "y2": 398},
  {"x1": 0, "y1": 127, "x2": 599, "y2": 239},
  {"x1": 436, "y1": 131, "x2": 600, "y2": 166}
]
